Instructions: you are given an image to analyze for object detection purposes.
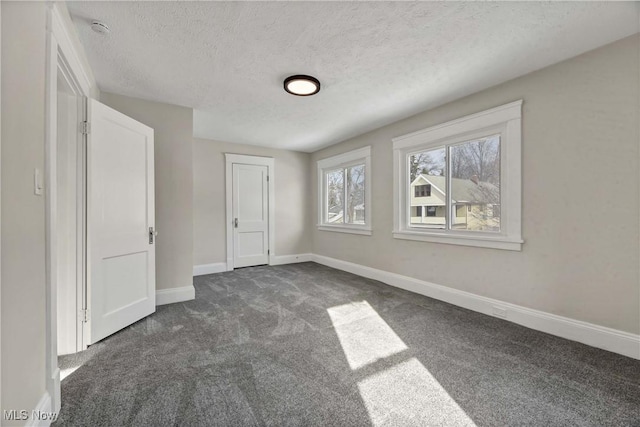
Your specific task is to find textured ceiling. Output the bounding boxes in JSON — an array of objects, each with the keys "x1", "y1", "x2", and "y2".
[{"x1": 68, "y1": 1, "x2": 639, "y2": 152}]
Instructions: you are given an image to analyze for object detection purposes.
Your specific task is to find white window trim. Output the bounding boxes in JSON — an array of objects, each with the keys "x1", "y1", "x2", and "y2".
[
  {"x1": 317, "y1": 146, "x2": 372, "y2": 235},
  {"x1": 392, "y1": 100, "x2": 523, "y2": 251}
]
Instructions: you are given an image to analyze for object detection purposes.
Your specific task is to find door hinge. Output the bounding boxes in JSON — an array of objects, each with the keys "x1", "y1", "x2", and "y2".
[
  {"x1": 80, "y1": 309, "x2": 90, "y2": 323},
  {"x1": 267, "y1": 175, "x2": 269, "y2": 182},
  {"x1": 268, "y1": 249, "x2": 270, "y2": 255},
  {"x1": 81, "y1": 121, "x2": 91, "y2": 135}
]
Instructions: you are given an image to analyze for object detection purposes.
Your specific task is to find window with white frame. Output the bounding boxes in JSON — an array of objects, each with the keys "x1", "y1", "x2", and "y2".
[
  {"x1": 392, "y1": 101, "x2": 523, "y2": 250},
  {"x1": 317, "y1": 146, "x2": 372, "y2": 235}
]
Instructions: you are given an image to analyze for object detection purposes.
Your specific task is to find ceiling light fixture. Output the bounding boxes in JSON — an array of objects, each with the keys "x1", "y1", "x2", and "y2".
[
  {"x1": 91, "y1": 21, "x2": 111, "y2": 35},
  {"x1": 284, "y1": 75, "x2": 321, "y2": 96}
]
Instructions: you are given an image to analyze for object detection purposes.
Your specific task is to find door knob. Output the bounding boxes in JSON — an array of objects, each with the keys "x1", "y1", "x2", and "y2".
[{"x1": 234, "y1": 218, "x2": 238, "y2": 228}]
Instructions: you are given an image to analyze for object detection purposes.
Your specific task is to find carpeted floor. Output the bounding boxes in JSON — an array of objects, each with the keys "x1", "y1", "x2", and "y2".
[{"x1": 55, "y1": 262, "x2": 640, "y2": 426}]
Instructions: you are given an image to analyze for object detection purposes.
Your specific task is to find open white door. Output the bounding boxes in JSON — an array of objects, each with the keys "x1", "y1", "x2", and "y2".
[
  {"x1": 232, "y1": 163, "x2": 269, "y2": 268},
  {"x1": 86, "y1": 99, "x2": 155, "y2": 344}
]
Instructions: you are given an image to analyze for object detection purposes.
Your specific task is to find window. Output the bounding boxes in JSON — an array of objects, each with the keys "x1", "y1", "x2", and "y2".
[
  {"x1": 414, "y1": 185, "x2": 431, "y2": 197},
  {"x1": 318, "y1": 146, "x2": 372, "y2": 235},
  {"x1": 392, "y1": 101, "x2": 523, "y2": 250}
]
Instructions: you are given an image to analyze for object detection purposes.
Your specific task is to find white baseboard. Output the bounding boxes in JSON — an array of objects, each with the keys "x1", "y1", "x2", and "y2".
[
  {"x1": 270, "y1": 253, "x2": 313, "y2": 266},
  {"x1": 49, "y1": 367, "x2": 60, "y2": 414},
  {"x1": 311, "y1": 254, "x2": 640, "y2": 360},
  {"x1": 193, "y1": 255, "x2": 312, "y2": 276},
  {"x1": 156, "y1": 285, "x2": 195, "y2": 306},
  {"x1": 25, "y1": 391, "x2": 55, "y2": 426},
  {"x1": 193, "y1": 262, "x2": 227, "y2": 276}
]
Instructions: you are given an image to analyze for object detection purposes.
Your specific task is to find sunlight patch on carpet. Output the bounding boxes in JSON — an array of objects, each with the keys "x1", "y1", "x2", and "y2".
[
  {"x1": 328, "y1": 300, "x2": 476, "y2": 426},
  {"x1": 327, "y1": 301, "x2": 408, "y2": 370},
  {"x1": 357, "y1": 357, "x2": 476, "y2": 426}
]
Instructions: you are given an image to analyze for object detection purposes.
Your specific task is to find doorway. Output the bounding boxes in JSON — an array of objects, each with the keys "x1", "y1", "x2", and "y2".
[
  {"x1": 55, "y1": 62, "x2": 86, "y2": 358},
  {"x1": 45, "y1": 9, "x2": 96, "y2": 411},
  {"x1": 52, "y1": 92, "x2": 157, "y2": 392},
  {"x1": 225, "y1": 154, "x2": 275, "y2": 270},
  {"x1": 54, "y1": 96, "x2": 157, "y2": 354},
  {"x1": 46, "y1": 5, "x2": 158, "y2": 413}
]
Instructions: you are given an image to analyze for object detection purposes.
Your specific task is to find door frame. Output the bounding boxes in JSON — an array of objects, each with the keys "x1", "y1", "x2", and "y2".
[
  {"x1": 45, "y1": 3, "x2": 97, "y2": 414},
  {"x1": 224, "y1": 154, "x2": 275, "y2": 270},
  {"x1": 55, "y1": 60, "x2": 86, "y2": 356}
]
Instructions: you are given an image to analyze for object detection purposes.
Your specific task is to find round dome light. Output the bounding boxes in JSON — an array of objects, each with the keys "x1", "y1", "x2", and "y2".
[{"x1": 284, "y1": 75, "x2": 321, "y2": 96}]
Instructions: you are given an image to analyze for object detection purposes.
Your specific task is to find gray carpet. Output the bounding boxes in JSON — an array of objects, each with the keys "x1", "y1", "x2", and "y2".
[{"x1": 55, "y1": 262, "x2": 640, "y2": 426}]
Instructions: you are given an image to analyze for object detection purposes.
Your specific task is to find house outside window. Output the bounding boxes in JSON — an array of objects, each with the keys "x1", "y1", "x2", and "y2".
[
  {"x1": 407, "y1": 143, "x2": 500, "y2": 231},
  {"x1": 317, "y1": 146, "x2": 372, "y2": 235},
  {"x1": 392, "y1": 101, "x2": 523, "y2": 251}
]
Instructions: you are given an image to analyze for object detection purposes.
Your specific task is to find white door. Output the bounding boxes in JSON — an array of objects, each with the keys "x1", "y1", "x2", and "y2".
[
  {"x1": 232, "y1": 164, "x2": 269, "y2": 268},
  {"x1": 87, "y1": 99, "x2": 156, "y2": 344}
]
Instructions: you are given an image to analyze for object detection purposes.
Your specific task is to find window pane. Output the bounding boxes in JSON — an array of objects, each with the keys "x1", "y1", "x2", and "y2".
[
  {"x1": 414, "y1": 185, "x2": 431, "y2": 197},
  {"x1": 449, "y1": 135, "x2": 501, "y2": 231},
  {"x1": 326, "y1": 170, "x2": 344, "y2": 224},
  {"x1": 345, "y1": 164, "x2": 365, "y2": 224},
  {"x1": 409, "y1": 147, "x2": 446, "y2": 229}
]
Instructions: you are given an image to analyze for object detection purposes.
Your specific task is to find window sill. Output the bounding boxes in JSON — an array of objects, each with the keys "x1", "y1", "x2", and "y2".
[
  {"x1": 317, "y1": 225, "x2": 372, "y2": 236},
  {"x1": 393, "y1": 230, "x2": 522, "y2": 251}
]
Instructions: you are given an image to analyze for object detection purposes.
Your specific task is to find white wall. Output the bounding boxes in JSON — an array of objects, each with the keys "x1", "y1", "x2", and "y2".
[
  {"x1": 1, "y1": 1, "x2": 48, "y2": 421},
  {"x1": 311, "y1": 35, "x2": 640, "y2": 335},
  {"x1": 100, "y1": 93, "x2": 194, "y2": 292},
  {"x1": 193, "y1": 138, "x2": 311, "y2": 267}
]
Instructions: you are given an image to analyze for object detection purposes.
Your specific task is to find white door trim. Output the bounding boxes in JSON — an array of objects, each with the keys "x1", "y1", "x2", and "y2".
[
  {"x1": 224, "y1": 154, "x2": 275, "y2": 270},
  {"x1": 45, "y1": 3, "x2": 97, "y2": 414},
  {"x1": 55, "y1": 68, "x2": 84, "y2": 357},
  {"x1": 1, "y1": 4, "x2": 3, "y2": 414}
]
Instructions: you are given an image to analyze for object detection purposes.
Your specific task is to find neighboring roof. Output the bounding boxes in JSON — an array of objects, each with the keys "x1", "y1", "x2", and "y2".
[{"x1": 413, "y1": 174, "x2": 499, "y2": 204}]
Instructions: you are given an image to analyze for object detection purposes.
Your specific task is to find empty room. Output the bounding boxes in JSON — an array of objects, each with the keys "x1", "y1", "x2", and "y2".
[{"x1": 1, "y1": 1, "x2": 639, "y2": 426}]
